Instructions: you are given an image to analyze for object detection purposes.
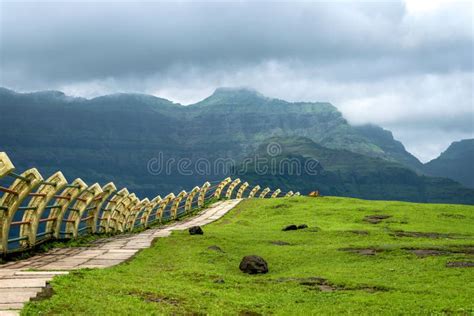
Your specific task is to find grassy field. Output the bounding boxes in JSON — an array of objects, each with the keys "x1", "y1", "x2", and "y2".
[{"x1": 23, "y1": 197, "x2": 474, "y2": 315}]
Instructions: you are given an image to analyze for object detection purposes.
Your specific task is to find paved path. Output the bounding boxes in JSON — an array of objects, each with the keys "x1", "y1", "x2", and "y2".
[{"x1": 0, "y1": 199, "x2": 241, "y2": 315}]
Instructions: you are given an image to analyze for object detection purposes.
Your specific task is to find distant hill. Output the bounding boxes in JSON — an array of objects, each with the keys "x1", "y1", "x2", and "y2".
[
  {"x1": 1, "y1": 86, "x2": 471, "y2": 204},
  {"x1": 424, "y1": 139, "x2": 474, "y2": 189},
  {"x1": 235, "y1": 136, "x2": 474, "y2": 204},
  {"x1": 353, "y1": 124, "x2": 424, "y2": 172}
]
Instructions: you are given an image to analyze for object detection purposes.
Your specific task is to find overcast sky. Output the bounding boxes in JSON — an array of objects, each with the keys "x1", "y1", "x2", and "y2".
[{"x1": 1, "y1": 0, "x2": 472, "y2": 162}]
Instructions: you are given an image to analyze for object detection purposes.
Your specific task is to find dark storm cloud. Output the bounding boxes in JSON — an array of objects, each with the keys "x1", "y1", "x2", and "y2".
[
  {"x1": 0, "y1": 0, "x2": 473, "y2": 161},
  {"x1": 1, "y1": 1, "x2": 471, "y2": 84}
]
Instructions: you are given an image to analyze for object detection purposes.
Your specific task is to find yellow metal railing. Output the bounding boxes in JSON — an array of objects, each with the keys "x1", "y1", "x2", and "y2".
[{"x1": 0, "y1": 152, "x2": 299, "y2": 255}]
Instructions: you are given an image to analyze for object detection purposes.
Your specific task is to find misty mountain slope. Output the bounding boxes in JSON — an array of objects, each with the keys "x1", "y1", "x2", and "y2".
[
  {"x1": 1, "y1": 86, "x2": 463, "y2": 203},
  {"x1": 236, "y1": 136, "x2": 474, "y2": 204},
  {"x1": 0, "y1": 87, "x2": 421, "y2": 165},
  {"x1": 187, "y1": 88, "x2": 423, "y2": 165},
  {"x1": 424, "y1": 139, "x2": 474, "y2": 188},
  {"x1": 354, "y1": 124, "x2": 424, "y2": 172}
]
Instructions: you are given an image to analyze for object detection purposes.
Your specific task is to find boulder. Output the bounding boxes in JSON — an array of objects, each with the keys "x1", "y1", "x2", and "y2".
[
  {"x1": 239, "y1": 255, "x2": 269, "y2": 274},
  {"x1": 189, "y1": 226, "x2": 203, "y2": 235},
  {"x1": 282, "y1": 224, "x2": 298, "y2": 231},
  {"x1": 297, "y1": 224, "x2": 308, "y2": 229}
]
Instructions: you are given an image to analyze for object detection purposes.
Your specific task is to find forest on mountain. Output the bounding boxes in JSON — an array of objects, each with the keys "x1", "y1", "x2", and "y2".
[{"x1": 1, "y1": 87, "x2": 472, "y2": 204}]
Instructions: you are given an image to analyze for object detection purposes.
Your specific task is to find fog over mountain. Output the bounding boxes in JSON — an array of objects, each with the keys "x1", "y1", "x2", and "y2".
[
  {"x1": 1, "y1": 1, "x2": 472, "y2": 162},
  {"x1": 1, "y1": 87, "x2": 473, "y2": 204}
]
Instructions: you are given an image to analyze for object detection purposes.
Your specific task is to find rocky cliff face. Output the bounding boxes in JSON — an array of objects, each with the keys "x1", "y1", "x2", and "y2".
[{"x1": 424, "y1": 139, "x2": 474, "y2": 188}]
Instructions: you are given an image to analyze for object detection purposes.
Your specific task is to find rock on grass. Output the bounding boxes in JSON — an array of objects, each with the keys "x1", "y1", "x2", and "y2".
[
  {"x1": 364, "y1": 215, "x2": 392, "y2": 224},
  {"x1": 239, "y1": 255, "x2": 269, "y2": 274},
  {"x1": 282, "y1": 224, "x2": 308, "y2": 231},
  {"x1": 282, "y1": 225, "x2": 298, "y2": 231},
  {"x1": 189, "y1": 226, "x2": 203, "y2": 235}
]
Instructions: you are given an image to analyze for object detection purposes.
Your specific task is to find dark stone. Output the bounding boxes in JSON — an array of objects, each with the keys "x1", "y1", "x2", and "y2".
[
  {"x1": 32, "y1": 283, "x2": 54, "y2": 301},
  {"x1": 363, "y1": 215, "x2": 392, "y2": 224},
  {"x1": 239, "y1": 310, "x2": 262, "y2": 316},
  {"x1": 392, "y1": 230, "x2": 461, "y2": 239},
  {"x1": 339, "y1": 248, "x2": 379, "y2": 256},
  {"x1": 270, "y1": 240, "x2": 290, "y2": 246},
  {"x1": 189, "y1": 226, "x2": 203, "y2": 235},
  {"x1": 440, "y1": 213, "x2": 465, "y2": 219},
  {"x1": 207, "y1": 245, "x2": 224, "y2": 252},
  {"x1": 297, "y1": 224, "x2": 308, "y2": 229},
  {"x1": 408, "y1": 249, "x2": 451, "y2": 257},
  {"x1": 282, "y1": 224, "x2": 298, "y2": 231},
  {"x1": 348, "y1": 230, "x2": 369, "y2": 235},
  {"x1": 239, "y1": 255, "x2": 269, "y2": 274},
  {"x1": 446, "y1": 261, "x2": 474, "y2": 268}
]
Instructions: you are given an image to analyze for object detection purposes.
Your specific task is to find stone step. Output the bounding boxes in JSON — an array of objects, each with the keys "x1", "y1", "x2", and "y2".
[
  {"x1": 0, "y1": 288, "x2": 43, "y2": 294},
  {"x1": 0, "y1": 307, "x2": 22, "y2": 316},
  {"x1": 0, "y1": 278, "x2": 49, "y2": 288},
  {"x1": 13, "y1": 271, "x2": 68, "y2": 276},
  {"x1": 0, "y1": 291, "x2": 39, "y2": 303}
]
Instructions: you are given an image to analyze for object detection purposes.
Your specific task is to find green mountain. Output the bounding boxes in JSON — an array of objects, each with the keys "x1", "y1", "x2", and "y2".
[
  {"x1": 235, "y1": 136, "x2": 474, "y2": 204},
  {"x1": 353, "y1": 124, "x2": 424, "y2": 171},
  {"x1": 424, "y1": 139, "x2": 474, "y2": 189},
  {"x1": 189, "y1": 88, "x2": 421, "y2": 166},
  {"x1": 0, "y1": 87, "x2": 470, "y2": 204}
]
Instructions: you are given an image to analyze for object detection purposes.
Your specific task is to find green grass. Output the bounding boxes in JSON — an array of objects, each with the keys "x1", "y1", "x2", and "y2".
[{"x1": 23, "y1": 197, "x2": 474, "y2": 315}]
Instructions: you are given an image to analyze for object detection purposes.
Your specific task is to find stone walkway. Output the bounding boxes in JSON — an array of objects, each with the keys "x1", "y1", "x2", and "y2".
[{"x1": 0, "y1": 199, "x2": 241, "y2": 315}]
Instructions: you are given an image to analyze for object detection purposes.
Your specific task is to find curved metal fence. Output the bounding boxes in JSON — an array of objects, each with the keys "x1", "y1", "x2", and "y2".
[{"x1": 0, "y1": 152, "x2": 299, "y2": 255}]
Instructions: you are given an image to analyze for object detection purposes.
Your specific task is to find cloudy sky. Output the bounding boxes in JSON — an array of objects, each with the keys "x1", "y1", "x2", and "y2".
[{"x1": 1, "y1": 0, "x2": 472, "y2": 162}]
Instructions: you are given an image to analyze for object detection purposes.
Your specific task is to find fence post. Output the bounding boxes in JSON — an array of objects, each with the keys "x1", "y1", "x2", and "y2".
[
  {"x1": 225, "y1": 178, "x2": 241, "y2": 199},
  {"x1": 126, "y1": 198, "x2": 149, "y2": 231},
  {"x1": 214, "y1": 177, "x2": 232, "y2": 199},
  {"x1": 185, "y1": 186, "x2": 200, "y2": 213},
  {"x1": 271, "y1": 189, "x2": 281, "y2": 198},
  {"x1": 0, "y1": 168, "x2": 43, "y2": 254},
  {"x1": 197, "y1": 182, "x2": 211, "y2": 207},
  {"x1": 155, "y1": 193, "x2": 175, "y2": 223},
  {"x1": 236, "y1": 182, "x2": 249, "y2": 199},
  {"x1": 47, "y1": 178, "x2": 88, "y2": 239},
  {"x1": 141, "y1": 196, "x2": 161, "y2": 227},
  {"x1": 0, "y1": 152, "x2": 15, "y2": 179},
  {"x1": 171, "y1": 190, "x2": 187, "y2": 219},
  {"x1": 20, "y1": 171, "x2": 68, "y2": 247},
  {"x1": 90, "y1": 182, "x2": 117, "y2": 234},
  {"x1": 99, "y1": 188, "x2": 128, "y2": 233},
  {"x1": 66, "y1": 183, "x2": 102, "y2": 238},
  {"x1": 259, "y1": 187, "x2": 271, "y2": 198},
  {"x1": 108, "y1": 193, "x2": 137, "y2": 233},
  {"x1": 248, "y1": 185, "x2": 261, "y2": 198}
]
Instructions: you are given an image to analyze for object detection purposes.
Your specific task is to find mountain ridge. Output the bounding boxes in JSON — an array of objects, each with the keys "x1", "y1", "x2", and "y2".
[
  {"x1": 1, "y1": 86, "x2": 470, "y2": 204},
  {"x1": 235, "y1": 136, "x2": 474, "y2": 204},
  {"x1": 424, "y1": 139, "x2": 474, "y2": 188},
  {"x1": 0, "y1": 87, "x2": 431, "y2": 170}
]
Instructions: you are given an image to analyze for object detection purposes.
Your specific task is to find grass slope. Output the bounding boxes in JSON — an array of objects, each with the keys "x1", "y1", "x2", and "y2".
[{"x1": 23, "y1": 197, "x2": 474, "y2": 315}]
